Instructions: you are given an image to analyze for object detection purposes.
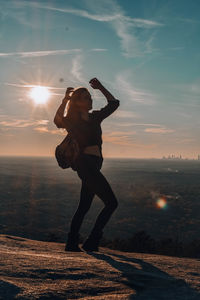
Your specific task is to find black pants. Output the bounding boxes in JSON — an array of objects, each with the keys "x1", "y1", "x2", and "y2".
[{"x1": 69, "y1": 154, "x2": 118, "y2": 236}]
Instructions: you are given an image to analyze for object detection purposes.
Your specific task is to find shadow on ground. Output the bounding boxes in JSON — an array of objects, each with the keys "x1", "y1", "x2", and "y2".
[
  {"x1": 0, "y1": 280, "x2": 21, "y2": 300},
  {"x1": 88, "y1": 251, "x2": 200, "y2": 299}
]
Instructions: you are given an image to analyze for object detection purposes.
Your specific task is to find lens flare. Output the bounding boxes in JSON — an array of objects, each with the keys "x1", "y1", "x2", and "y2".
[
  {"x1": 29, "y1": 86, "x2": 51, "y2": 104},
  {"x1": 156, "y1": 197, "x2": 167, "y2": 209}
]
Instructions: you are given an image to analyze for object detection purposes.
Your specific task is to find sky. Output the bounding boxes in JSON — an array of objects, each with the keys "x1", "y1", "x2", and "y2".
[{"x1": 0, "y1": 0, "x2": 200, "y2": 159}]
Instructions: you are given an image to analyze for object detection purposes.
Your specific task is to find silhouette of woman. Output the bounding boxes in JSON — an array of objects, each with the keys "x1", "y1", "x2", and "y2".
[{"x1": 54, "y1": 78, "x2": 120, "y2": 252}]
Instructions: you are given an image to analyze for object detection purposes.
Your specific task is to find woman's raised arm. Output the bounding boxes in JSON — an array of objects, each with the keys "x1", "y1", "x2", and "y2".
[
  {"x1": 54, "y1": 87, "x2": 73, "y2": 128},
  {"x1": 89, "y1": 78, "x2": 120, "y2": 122},
  {"x1": 89, "y1": 78, "x2": 117, "y2": 102}
]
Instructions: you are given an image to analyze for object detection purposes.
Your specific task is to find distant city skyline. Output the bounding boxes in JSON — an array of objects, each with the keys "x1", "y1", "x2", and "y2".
[
  {"x1": 0, "y1": 0, "x2": 200, "y2": 158},
  {"x1": 162, "y1": 154, "x2": 200, "y2": 160}
]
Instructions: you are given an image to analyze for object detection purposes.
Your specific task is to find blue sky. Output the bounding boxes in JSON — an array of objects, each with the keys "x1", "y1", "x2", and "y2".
[{"x1": 0, "y1": 0, "x2": 200, "y2": 158}]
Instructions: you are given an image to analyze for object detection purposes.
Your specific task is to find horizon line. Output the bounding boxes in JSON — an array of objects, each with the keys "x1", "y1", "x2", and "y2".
[{"x1": 0, "y1": 155, "x2": 198, "y2": 160}]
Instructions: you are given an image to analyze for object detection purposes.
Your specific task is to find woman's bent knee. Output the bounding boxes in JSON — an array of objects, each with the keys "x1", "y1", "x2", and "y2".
[
  {"x1": 106, "y1": 199, "x2": 118, "y2": 211},
  {"x1": 113, "y1": 200, "x2": 118, "y2": 210}
]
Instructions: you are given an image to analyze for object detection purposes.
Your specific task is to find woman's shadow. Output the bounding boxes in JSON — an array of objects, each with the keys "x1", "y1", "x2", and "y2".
[{"x1": 87, "y1": 250, "x2": 200, "y2": 299}]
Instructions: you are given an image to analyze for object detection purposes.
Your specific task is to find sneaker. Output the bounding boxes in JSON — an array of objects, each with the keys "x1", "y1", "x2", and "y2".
[
  {"x1": 65, "y1": 232, "x2": 83, "y2": 252},
  {"x1": 82, "y1": 231, "x2": 103, "y2": 252}
]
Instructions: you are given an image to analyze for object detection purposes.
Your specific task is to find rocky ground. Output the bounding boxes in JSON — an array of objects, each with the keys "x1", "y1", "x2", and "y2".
[{"x1": 0, "y1": 235, "x2": 199, "y2": 299}]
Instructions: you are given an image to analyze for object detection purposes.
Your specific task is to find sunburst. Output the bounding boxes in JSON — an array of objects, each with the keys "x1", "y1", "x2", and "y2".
[{"x1": 29, "y1": 86, "x2": 51, "y2": 104}]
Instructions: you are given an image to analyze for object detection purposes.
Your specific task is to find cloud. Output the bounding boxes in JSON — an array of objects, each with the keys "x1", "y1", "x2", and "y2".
[
  {"x1": 114, "y1": 110, "x2": 140, "y2": 118},
  {"x1": 109, "y1": 130, "x2": 137, "y2": 136},
  {"x1": 84, "y1": 0, "x2": 163, "y2": 57},
  {"x1": 144, "y1": 127, "x2": 174, "y2": 134},
  {"x1": 167, "y1": 47, "x2": 184, "y2": 51},
  {"x1": 14, "y1": 0, "x2": 163, "y2": 58},
  {"x1": 119, "y1": 122, "x2": 164, "y2": 127},
  {"x1": 172, "y1": 80, "x2": 200, "y2": 107},
  {"x1": 173, "y1": 80, "x2": 200, "y2": 95},
  {"x1": 103, "y1": 132, "x2": 157, "y2": 148},
  {"x1": 124, "y1": 17, "x2": 163, "y2": 28},
  {"x1": 16, "y1": 0, "x2": 163, "y2": 27},
  {"x1": 34, "y1": 126, "x2": 49, "y2": 133},
  {"x1": 0, "y1": 49, "x2": 81, "y2": 58},
  {"x1": 0, "y1": 116, "x2": 65, "y2": 135},
  {"x1": 103, "y1": 134, "x2": 135, "y2": 146},
  {"x1": 176, "y1": 138, "x2": 196, "y2": 144},
  {"x1": 37, "y1": 120, "x2": 49, "y2": 125},
  {"x1": 2, "y1": 82, "x2": 66, "y2": 90},
  {"x1": 133, "y1": 123, "x2": 163, "y2": 127},
  {"x1": 103, "y1": 127, "x2": 137, "y2": 145},
  {"x1": 0, "y1": 120, "x2": 37, "y2": 128},
  {"x1": 0, "y1": 118, "x2": 49, "y2": 128},
  {"x1": 71, "y1": 54, "x2": 86, "y2": 83},
  {"x1": 34, "y1": 127, "x2": 65, "y2": 135},
  {"x1": 115, "y1": 71, "x2": 156, "y2": 104},
  {"x1": 90, "y1": 48, "x2": 108, "y2": 52},
  {"x1": 110, "y1": 18, "x2": 141, "y2": 57},
  {"x1": 10, "y1": 0, "x2": 119, "y2": 22}
]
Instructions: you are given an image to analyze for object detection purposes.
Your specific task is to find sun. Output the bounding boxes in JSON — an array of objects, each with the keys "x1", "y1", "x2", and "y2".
[{"x1": 29, "y1": 86, "x2": 51, "y2": 104}]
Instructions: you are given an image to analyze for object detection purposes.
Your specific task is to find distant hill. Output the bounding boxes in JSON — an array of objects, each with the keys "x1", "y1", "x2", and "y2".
[{"x1": 0, "y1": 235, "x2": 199, "y2": 299}]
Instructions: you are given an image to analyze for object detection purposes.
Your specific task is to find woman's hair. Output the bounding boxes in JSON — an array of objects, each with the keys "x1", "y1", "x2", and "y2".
[{"x1": 66, "y1": 87, "x2": 89, "y2": 122}]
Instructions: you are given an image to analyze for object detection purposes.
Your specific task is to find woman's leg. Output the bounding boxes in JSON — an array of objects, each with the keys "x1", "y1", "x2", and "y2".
[
  {"x1": 69, "y1": 181, "x2": 95, "y2": 235},
  {"x1": 76, "y1": 155, "x2": 118, "y2": 235},
  {"x1": 86, "y1": 171, "x2": 118, "y2": 235},
  {"x1": 65, "y1": 181, "x2": 95, "y2": 251}
]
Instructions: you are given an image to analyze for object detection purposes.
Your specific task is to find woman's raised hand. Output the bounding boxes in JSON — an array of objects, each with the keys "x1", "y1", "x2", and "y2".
[
  {"x1": 89, "y1": 78, "x2": 103, "y2": 89},
  {"x1": 62, "y1": 87, "x2": 74, "y2": 104},
  {"x1": 65, "y1": 87, "x2": 74, "y2": 98}
]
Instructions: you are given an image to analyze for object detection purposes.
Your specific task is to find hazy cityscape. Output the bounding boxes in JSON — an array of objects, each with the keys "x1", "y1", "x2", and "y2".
[{"x1": 162, "y1": 154, "x2": 200, "y2": 161}]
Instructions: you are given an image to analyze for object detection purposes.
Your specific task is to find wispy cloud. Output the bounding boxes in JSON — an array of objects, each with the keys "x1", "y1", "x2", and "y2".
[
  {"x1": 15, "y1": 0, "x2": 121, "y2": 22},
  {"x1": 2, "y1": 82, "x2": 66, "y2": 90},
  {"x1": 109, "y1": 130, "x2": 137, "y2": 136},
  {"x1": 124, "y1": 17, "x2": 163, "y2": 28},
  {"x1": 34, "y1": 127, "x2": 63, "y2": 135},
  {"x1": 84, "y1": 0, "x2": 163, "y2": 57},
  {"x1": 103, "y1": 133, "x2": 135, "y2": 146},
  {"x1": 119, "y1": 122, "x2": 165, "y2": 127},
  {"x1": 103, "y1": 131, "x2": 157, "y2": 148},
  {"x1": 89, "y1": 48, "x2": 108, "y2": 52},
  {"x1": 173, "y1": 80, "x2": 200, "y2": 95},
  {"x1": 0, "y1": 116, "x2": 66, "y2": 135},
  {"x1": 16, "y1": 0, "x2": 163, "y2": 27},
  {"x1": 71, "y1": 54, "x2": 86, "y2": 83},
  {"x1": 14, "y1": 0, "x2": 163, "y2": 58},
  {"x1": 167, "y1": 47, "x2": 184, "y2": 51},
  {"x1": 114, "y1": 110, "x2": 140, "y2": 119},
  {"x1": 0, "y1": 118, "x2": 49, "y2": 128},
  {"x1": 115, "y1": 71, "x2": 156, "y2": 104},
  {"x1": 176, "y1": 138, "x2": 196, "y2": 144},
  {"x1": 172, "y1": 80, "x2": 200, "y2": 107},
  {"x1": 144, "y1": 127, "x2": 174, "y2": 134},
  {"x1": 0, "y1": 49, "x2": 81, "y2": 58},
  {"x1": 0, "y1": 114, "x2": 66, "y2": 135}
]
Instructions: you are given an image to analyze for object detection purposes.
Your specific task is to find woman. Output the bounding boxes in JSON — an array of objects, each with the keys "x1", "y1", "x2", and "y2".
[{"x1": 54, "y1": 78, "x2": 120, "y2": 252}]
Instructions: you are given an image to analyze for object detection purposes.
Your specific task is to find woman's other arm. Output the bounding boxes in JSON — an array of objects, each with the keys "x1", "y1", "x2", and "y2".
[
  {"x1": 54, "y1": 87, "x2": 73, "y2": 128},
  {"x1": 89, "y1": 78, "x2": 120, "y2": 121},
  {"x1": 89, "y1": 78, "x2": 116, "y2": 102}
]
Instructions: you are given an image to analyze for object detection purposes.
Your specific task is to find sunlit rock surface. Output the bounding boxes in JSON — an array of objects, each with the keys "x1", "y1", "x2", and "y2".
[{"x1": 0, "y1": 235, "x2": 199, "y2": 299}]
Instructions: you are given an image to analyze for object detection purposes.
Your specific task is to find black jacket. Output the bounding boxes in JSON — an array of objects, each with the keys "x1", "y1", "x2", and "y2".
[{"x1": 62, "y1": 99, "x2": 120, "y2": 155}]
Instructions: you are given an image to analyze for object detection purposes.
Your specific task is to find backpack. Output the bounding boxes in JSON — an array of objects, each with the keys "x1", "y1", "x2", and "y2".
[{"x1": 55, "y1": 133, "x2": 80, "y2": 171}]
